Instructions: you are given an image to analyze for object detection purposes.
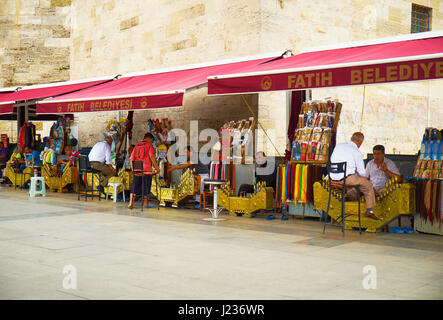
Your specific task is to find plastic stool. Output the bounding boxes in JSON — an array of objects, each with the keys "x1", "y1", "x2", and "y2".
[
  {"x1": 106, "y1": 182, "x2": 125, "y2": 203},
  {"x1": 29, "y1": 177, "x2": 46, "y2": 197}
]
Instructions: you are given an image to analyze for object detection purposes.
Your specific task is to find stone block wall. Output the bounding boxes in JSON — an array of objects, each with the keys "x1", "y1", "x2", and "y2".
[
  {"x1": 70, "y1": 0, "x2": 263, "y2": 149},
  {"x1": 0, "y1": 0, "x2": 72, "y2": 142},
  {"x1": 76, "y1": 87, "x2": 258, "y2": 149},
  {"x1": 3, "y1": 0, "x2": 442, "y2": 157},
  {"x1": 0, "y1": 0, "x2": 71, "y2": 87},
  {"x1": 70, "y1": 0, "x2": 262, "y2": 79}
]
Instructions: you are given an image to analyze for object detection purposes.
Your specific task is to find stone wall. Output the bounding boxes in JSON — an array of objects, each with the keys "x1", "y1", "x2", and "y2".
[
  {"x1": 76, "y1": 87, "x2": 258, "y2": 149},
  {"x1": 0, "y1": 0, "x2": 72, "y2": 142},
  {"x1": 70, "y1": 0, "x2": 262, "y2": 78},
  {"x1": 70, "y1": 0, "x2": 264, "y2": 148},
  {"x1": 0, "y1": 0, "x2": 71, "y2": 87},
  {"x1": 4, "y1": 0, "x2": 442, "y2": 156}
]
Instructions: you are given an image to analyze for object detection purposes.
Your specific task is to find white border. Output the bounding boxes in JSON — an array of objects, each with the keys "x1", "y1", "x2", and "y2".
[
  {"x1": 0, "y1": 87, "x2": 19, "y2": 92},
  {"x1": 208, "y1": 53, "x2": 443, "y2": 80},
  {"x1": 119, "y1": 51, "x2": 285, "y2": 78},
  {"x1": 2, "y1": 75, "x2": 115, "y2": 92}
]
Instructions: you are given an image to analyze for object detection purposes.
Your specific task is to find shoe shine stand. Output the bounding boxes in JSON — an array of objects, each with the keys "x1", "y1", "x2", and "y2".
[{"x1": 202, "y1": 179, "x2": 227, "y2": 221}]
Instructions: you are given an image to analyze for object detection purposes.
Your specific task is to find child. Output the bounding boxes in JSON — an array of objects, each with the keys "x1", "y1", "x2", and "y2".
[{"x1": 58, "y1": 145, "x2": 79, "y2": 173}]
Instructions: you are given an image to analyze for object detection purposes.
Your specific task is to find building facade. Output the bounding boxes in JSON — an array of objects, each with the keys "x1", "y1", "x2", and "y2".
[
  {"x1": 0, "y1": 0, "x2": 72, "y2": 140},
  {"x1": 1, "y1": 0, "x2": 442, "y2": 156}
]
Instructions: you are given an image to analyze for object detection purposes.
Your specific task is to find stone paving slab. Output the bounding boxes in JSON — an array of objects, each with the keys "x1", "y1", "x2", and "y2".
[{"x1": 0, "y1": 186, "x2": 441, "y2": 300}]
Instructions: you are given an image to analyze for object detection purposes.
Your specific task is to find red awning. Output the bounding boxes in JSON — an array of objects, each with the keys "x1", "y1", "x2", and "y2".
[
  {"x1": 36, "y1": 55, "x2": 279, "y2": 114},
  {"x1": 0, "y1": 78, "x2": 112, "y2": 114},
  {"x1": 208, "y1": 32, "x2": 443, "y2": 95},
  {"x1": 0, "y1": 101, "x2": 14, "y2": 115}
]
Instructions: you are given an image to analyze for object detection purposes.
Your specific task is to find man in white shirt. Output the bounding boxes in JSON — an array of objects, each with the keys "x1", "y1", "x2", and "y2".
[
  {"x1": 88, "y1": 135, "x2": 116, "y2": 193},
  {"x1": 365, "y1": 145, "x2": 402, "y2": 195},
  {"x1": 329, "y1": 132, "x2": 378, "y2": 220}
]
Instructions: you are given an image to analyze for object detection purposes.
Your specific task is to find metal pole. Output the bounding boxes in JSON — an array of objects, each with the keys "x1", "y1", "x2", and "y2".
[
  {"x1": 427, "y1": 81, "x2": 431, "y2": 127},
  {"x1": 25, "y1": 101, "x2": 29, "y2": 123}
]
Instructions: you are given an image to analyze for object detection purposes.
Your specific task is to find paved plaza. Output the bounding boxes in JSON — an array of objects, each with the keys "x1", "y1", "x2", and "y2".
[{"x1": 0, "y1": 186, "x2": 441, "y2": 300}]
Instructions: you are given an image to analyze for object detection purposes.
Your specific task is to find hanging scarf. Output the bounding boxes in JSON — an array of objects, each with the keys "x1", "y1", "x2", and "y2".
[
  {"x1": 301, "y1": 164, "x2": 308, "y2": 203},
  {"x1": 281, "y1": 165, "x2": 286, "y2": 205},
  {"x1": 275, "y1": 166, "x2": 281, "y2": 208}
]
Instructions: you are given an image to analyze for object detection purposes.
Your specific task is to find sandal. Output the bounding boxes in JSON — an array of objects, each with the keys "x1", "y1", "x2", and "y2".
[
  {"x1": 281, "y1": 214, "x2": 289, "y2": 221},
  {"x1": 143, "y1": 204, "x2": 155, "y2": 208},
  {"x1": 402, "y1": 226, "x2": 413, "y2": 234},
  {"x1": 127, "y1": 204, "x2": 134, "y2": 209},
  {"x1": 266, "y1": 214, "x2": 276, "y2": 220},
  {"x1": 389, "y1": 226, "x2": 404, "y2": 233}
]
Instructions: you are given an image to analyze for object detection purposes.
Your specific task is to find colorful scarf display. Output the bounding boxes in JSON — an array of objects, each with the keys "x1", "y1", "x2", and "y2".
[
  {"x1": 415, "y1": 179, "x2": 443, "y2": 228},
  {"x1": 209, "y1": 161, "x2": 234, "y2": 191},
  {"x1": 275, "y1": 163, "x2": 322, "y2": 208},
  {"x1": 17, "y1": 122, "x2": 36, "y2": 152},
  {"x1": 42, "y1": 149, "x2": 56, "y2": 165}
]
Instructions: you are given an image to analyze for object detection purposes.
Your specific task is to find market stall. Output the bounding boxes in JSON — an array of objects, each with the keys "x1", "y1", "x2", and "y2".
[
  {"x1": 0, "y1": 78, "x2": 112, "y2": 189},
  {"x1": 411, "y1": 127, "x2": 443, "y2": 235},
  {"x1": 40, "y1": 116, "x2": 79, "y2": 193},
  {"x1": 207, "y1": 31, "x2": 442, "y2": 230},
  {"x1": 34, "y1": 54, "x2": 281, "y2": 202},
  {"x1": 207, "y1": 116, "x2": 276, "y2": 216}
]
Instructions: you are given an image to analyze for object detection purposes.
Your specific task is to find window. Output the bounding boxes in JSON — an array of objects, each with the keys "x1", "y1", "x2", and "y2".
[{"x1": 411, "y1": 4, "x2": 432, "y2": 33}]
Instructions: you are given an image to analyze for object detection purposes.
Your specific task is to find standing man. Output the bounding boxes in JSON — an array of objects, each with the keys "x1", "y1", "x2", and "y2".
[
  {"x1": 88, "y1": 135, "x2": 116, "y2": 194},
  {"x1": 0, "y1": 141, "x2": 10, "y2": 166},
  {"x1": 365, "y1": 145, "x2": 402, "y2": 195},
  {"x1": 329, "y1": 132, "x2": 378, "y2": 220},
  {"x1": 128, "y1": 133, "x2": 159, "y2": 209},
  {"x1": 0, "y1": 141, "x2": 10, "y2": 178},
  {"x1": 238, "y1": 151, "x2": 276, "y2": 195}
]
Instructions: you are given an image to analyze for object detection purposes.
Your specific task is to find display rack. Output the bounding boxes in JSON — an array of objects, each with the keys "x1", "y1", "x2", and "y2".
[{"x1": 290, "y1": 99, "x2": 342, "y2": 164}]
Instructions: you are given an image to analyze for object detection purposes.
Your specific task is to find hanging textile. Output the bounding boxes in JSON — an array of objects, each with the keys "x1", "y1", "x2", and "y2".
[
  {"x1": 293, "y1": 164, "x2": 300, "y2": 202},
  {"x1": 209, "y1": 161, "x2": 232, "y2": 191},
  {"x1": 17, "y1": 122, "x2": 37, "y2": 152},
  {"x1": 302, "y1": 164, "x2": 308, "y2": 203},
  {"x1": 274, "y1": 163, "x2": 323, "y2": 207},
  {"x1": 281, "y1": 165, "x2": 286, "y2": 205},
  {"x1": 275, "y1": 165, "x2": 281, "y2": 208},
  {"x1": 439, "y1": 180, "x2": 443, "y2": 228}
]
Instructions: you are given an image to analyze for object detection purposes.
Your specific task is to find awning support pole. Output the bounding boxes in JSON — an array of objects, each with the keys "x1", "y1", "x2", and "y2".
[
  {"x1": 427, "y1": 81, "x2": 431, "y2": 127},
  {"x1": 359, "y1": 86, "x2": 366, "y2": 132},
  {"x1": 241, "y1": 94, "x2": 282, "y2": 157}
]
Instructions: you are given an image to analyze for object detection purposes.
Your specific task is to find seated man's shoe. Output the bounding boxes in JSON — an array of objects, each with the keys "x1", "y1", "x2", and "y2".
[
  {"x1": 364, "y1": 211, "x2": 379, "y2": 220},
  {"x1": 194, "y1": 202, "x2": 200, "y2": 209},
  {"x1": 389, "y1": 226, "x2": 404, "y2": 233},
  {"x1": 402, "y1": 226, "x2": 413, "y2": 234}
]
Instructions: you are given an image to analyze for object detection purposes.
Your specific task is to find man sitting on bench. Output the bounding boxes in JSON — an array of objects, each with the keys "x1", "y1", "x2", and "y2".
[
  {"x1": 329, "y1": 132, "x2": 378, "y2": 220},
  {"x1": 88, "y1": 135, "x2": 116, "y2": 195},
  {"x1": 365, "y1": 145, "x2": 402, "y2": 196}
]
